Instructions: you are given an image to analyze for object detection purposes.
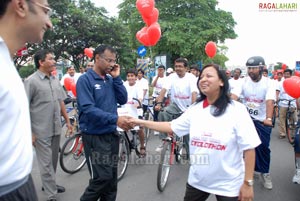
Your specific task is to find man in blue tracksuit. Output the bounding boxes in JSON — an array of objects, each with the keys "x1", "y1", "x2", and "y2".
[{"x1": 76, "y1": 45, "x2": 131, "y2": 201}]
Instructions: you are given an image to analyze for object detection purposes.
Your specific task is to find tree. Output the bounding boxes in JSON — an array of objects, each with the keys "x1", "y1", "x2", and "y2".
[{"x1": 119, "y1": 0, "x2": 237, "y2": 67}]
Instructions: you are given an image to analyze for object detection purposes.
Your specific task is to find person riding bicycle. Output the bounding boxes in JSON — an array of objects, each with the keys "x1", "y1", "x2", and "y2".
[
  {"x1": 131, "y1": 64, "x2": 261, "y2": 201},
  {"x1": 154, "y1": 58, "x2": 198, "y2": 153},
  {"x1": 276, "y1": 69, "x2": 300, "y2": 139},
  {"x1": 231, "y1": 56, "x2": 276, "y2": 190},
  {"x1": 122, "y1": 68, "x2": 146, "y2": 156}
]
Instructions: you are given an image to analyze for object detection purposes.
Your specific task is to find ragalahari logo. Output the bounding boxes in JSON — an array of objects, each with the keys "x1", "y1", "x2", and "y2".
[{"x1": 258, "y1": 2, "x2": 298, "y2": 12}]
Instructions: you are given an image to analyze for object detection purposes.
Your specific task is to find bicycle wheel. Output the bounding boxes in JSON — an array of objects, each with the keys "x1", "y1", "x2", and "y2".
[
  {"x1": 60, "y1": 133, "x2": 86, "y2": 174},
  {"x1": 118, "y1": 133, "x2": 130, "y2": 181},
  {"x1": 157, "y1": 141, "x2": 172, "y2": 192},
  {"x1": 286, "y1": 113, "x2": 296, "y2": 145}
]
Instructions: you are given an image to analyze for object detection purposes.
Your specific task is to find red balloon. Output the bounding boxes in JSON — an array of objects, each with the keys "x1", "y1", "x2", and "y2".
[
  {"x1": 205, "y1": 41, "x2": 217, "y2": 58},
  {"x1": 147, "y1": 22, "x2": 161, "y2": 46},
  {"x1": 136, "y1": 27, "x2": 151, "y2": 46},
  {"x1": 142, "y1": 7, "x2": 159, "y2": 27},
  {"x1": 136, "y1": 0, "x2": 155, "y2": 18},
  {"x1": 295, "y1": 71, "x2": 300, "y2": 77},
  {"x1": 70, "y1": 82, "x2": 77, "y2": 97},
  {"x1": 283, "y1": 76, "x2": 300, "y2": 98},
  {"x1": 282, "y1": 63, "x2": 287, "y2": 70},
  {"x1": 64, "y1": 77, "x2": 74, "y2": 91},
  {"x1": 84, "y1": 48, "x2": 93, "y2": 58}
]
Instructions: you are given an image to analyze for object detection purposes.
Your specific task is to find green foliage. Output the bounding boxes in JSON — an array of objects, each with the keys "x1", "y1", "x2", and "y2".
[
  {"x1": 18, "y1": 65, "x2": 35, "y2": 79},
  {"x1": 119, "y1": 0, "x2": 237, "y2": 67}
]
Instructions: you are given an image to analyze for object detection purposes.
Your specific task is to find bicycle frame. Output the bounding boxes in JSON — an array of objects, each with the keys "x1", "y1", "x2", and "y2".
[{"x1": 279, "y1": 99, "x2": 297, "y2": 144}]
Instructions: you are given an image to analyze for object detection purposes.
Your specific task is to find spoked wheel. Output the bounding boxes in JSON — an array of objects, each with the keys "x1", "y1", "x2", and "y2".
[
  {"x1": 286, "y1": 116, "x2": 296, "y2": 145},
  {"x1": 118, "y1": 133, "x2": 130, "y2": 181},
  {"x1": 157, "y1": 141, "x2": 172, "y2": 192},
  {"x1": 60, "y1": 133, "x2": 86, "y2": 174}
]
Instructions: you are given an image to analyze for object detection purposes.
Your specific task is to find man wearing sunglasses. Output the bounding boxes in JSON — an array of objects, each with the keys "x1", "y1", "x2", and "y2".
[{"x1": 0, "y1": 0, "x2": 52, "y2": 200}]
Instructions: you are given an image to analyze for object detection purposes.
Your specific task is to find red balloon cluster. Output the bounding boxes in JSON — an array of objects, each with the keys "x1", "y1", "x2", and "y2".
[
  {"x1": 205, "y1": 41, "x2": 217, "y2": 58},
  {"x1": 282, "y1": 63, "x2": 287, "y2": 70},
  {"x1": 64, "y1": 77, "x2": 77, "y2": 97},
  {"x1": 283, "y1": 76, "x2": 300, "y2": 98},
  {"x1": 136, "y1": 0, "x2": 161, "y2": 46},
  {"x1": 84, "y1": 48, "x2": 93, "y2": 58}
]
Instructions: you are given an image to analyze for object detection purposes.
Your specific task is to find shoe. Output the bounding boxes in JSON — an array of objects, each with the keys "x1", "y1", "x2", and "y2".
[
  {"x1": 154, "y1": 131, "x2": 159, "y2": 136},
  {"x1": 261, "y1": 173, "x2": 273, "y2": 190},
  {"x1": 42, "y1": 185, "x2": 65, "y2": 193},
  {"x1": 292, "y1": 169, "x2": 300, "y2": 184},
  {"x1": 279, "y1": 135, "x2": 286, "y2": 139},
  {"x1": 155, "y1": 144, "x2": 163, "y2": 152}
]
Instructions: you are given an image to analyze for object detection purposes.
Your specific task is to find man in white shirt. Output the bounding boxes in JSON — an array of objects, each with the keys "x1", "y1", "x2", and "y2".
[
  {"x1": 231, "y1": 56, "x2": 276, "y2": 190},
  {"x1": 229, "y1": 68, "x2": 243, "y2": 94},
  {"x1": 60, "y1": 65, "x2": 81, "y2": 97},
  {"x1": 151, "y1": 65, "x2": 167, "y2": 119},
  {"x1": 276, "y1": 69, "x2": 299, "y2": 138},
  {"x1": 136, "y1": 69, "x2": 149, "y2": 114},
  {"x1": 155, "y1": 58, "x2": 198, "y2": 152},
  {"x1": 0, "y1": 0, "x2": 52, "y2": 200}
]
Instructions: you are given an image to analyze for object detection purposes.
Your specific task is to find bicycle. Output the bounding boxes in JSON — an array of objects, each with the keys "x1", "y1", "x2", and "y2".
[
  {"x1": 156, "y1": 109, "x2": 187, "y2": 192},
  {"x1": 59, "y1": 132, "x2": 86, "y2": 174},
  {"x1": 279, "y1": 99, "x2": 298, "y2": 144},
  {"x1": 117, "y1": 98, "x2": 145, "y2": 181}
]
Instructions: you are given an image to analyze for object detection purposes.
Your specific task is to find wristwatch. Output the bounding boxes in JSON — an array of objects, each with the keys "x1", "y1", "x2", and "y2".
[
  {"x1": 266, "y1": 117, "x2": 272, "y2": 121},
  {"x1": 244, "y1": 179, "x2": 254, "y2": 186}
]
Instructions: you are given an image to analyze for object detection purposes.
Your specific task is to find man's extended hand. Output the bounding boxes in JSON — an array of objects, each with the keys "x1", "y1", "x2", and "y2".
[{"x1": 117, "y1": 116, "x2": 134, "y2": 131}]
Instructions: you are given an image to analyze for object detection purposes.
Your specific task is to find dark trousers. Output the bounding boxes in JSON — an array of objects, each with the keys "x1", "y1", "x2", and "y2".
[
  {"x1": 184, "y1": 183, "x2": 238, "y2": 201},
  {"x1": 253, "y1": 120, "x2": 272, "y2": 173},
  {"x1": 0, "y1": 175, "x2": 38, "y2": 201},
  {"x1": 80, "y1": 132, "x2": 119, "y2": 201}
]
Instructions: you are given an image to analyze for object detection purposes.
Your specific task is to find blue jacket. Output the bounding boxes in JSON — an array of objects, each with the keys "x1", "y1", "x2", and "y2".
[{"x1": 76, "y1": 70, "x2": 127, "y2": 135}]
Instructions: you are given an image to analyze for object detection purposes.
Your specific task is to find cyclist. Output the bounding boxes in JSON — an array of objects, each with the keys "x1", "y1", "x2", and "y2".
[
  {"x1": 231, "y1": 56, "x2": 276, "y2": 190},
  {"x1": 136, "y1": 69, "x2": 149, "y2": 115},
  {"x1": 154, "y1": 58, "x2": 198, "y2": 153},
  {"x1": 122, "y1": 68, "x2": 146, "y2": 156},
  {"x1": 151, "y1": 65, "x2": 167, "y2": 131},
  {"x1": 131, "y1": 64, "x2": 260, "y2": 201},
  {"x1": 276, "y1": 69, "x2": 299, "y2": 139}
]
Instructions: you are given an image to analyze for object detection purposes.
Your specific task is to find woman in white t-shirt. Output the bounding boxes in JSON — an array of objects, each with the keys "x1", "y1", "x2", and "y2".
[{"x1": 130, "y1": 64, "x2": 261, "y2": 201}]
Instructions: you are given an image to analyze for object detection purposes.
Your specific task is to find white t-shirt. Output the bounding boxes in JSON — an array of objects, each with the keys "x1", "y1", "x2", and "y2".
[
  {"x1": 171, "y1": 100, "x2": 261, "y2": 197},
  {"x1": 229, "y1": 78, "x2": 243, "y2": 93},
  {"x1": 231, "y1": 76, "x2": 276, "y2": 121},
  {"x1": 0, "y1": 37, "x2": 33, "y2": 186},
  {"x1": 136, "y1": 77, "x2": 149, "y2": 105},
  {"x1": 278, "y1": 80, "x2": 297, "y2": 108},
  {"x1": 163, "y1": 72, "x2": 198, "y2": 111},
  {"x1": 151, "y1": 75, "x2": 167, "y2": 98}
]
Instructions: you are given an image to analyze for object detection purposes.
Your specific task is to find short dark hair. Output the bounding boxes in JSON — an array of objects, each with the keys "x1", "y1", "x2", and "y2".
[
  {"x1": 262, "y1": 69, "x2": 268, "y2": 74},
  {"x1": 175, "y1": 57, "x2": 188, "y2": 67},
  {"x1": 284, "y1": 69, "x2": 292, "y2": 75},
  {"x1": 190, "y1": 64, "x2": 199, "y2": 71},
  {"x1": 157, "y1": 65, "x2": 165, "y2": 70},
  {"x1": 196, "y1": 63, "x2": 231, "y2": 117},
  {"x1": 34, "y1": 49, "x2": 53, "y2": 69},
  {"x1": 137, "y1": 69, "x2": 144, "y2": 75},
  {"x1": 234, "y1": 68, "x2": 242, "y2": 74},
  {"x1": 126, "y1": 68, "x2": 137, "y2": 76},
  {"x1": 93, "y1": 44, "x2": 116, "y2": 60}
]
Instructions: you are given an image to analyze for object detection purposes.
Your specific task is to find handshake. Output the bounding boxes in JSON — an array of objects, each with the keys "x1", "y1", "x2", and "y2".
[{"x1": 117, "y1": 116, "x2": 142, "y2": 131}]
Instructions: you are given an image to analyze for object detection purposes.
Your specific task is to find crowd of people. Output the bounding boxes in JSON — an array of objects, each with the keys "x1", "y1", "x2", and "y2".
[{"x1": 1, "y1": 1, "x2": 300, "y2": 201}]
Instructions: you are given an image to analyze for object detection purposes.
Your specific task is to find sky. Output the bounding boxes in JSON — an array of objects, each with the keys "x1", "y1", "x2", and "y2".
[{"x1": 92, "y1": 0, "x2": 300, "y2": 69}]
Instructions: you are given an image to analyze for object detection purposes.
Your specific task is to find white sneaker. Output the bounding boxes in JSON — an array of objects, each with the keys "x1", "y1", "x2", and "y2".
[
  {"x1": 292, "y1": 169, "x2": 300, "y2": 184},
  {"x1": 155, "y1": 144, "x2": 164, "y2": 152},
  {"x1": 261, "y1": 173, "x2": 273, "y2": 190},
  {"x1": 154, "y1": 131, "x2": 159, "y2": 136}
]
